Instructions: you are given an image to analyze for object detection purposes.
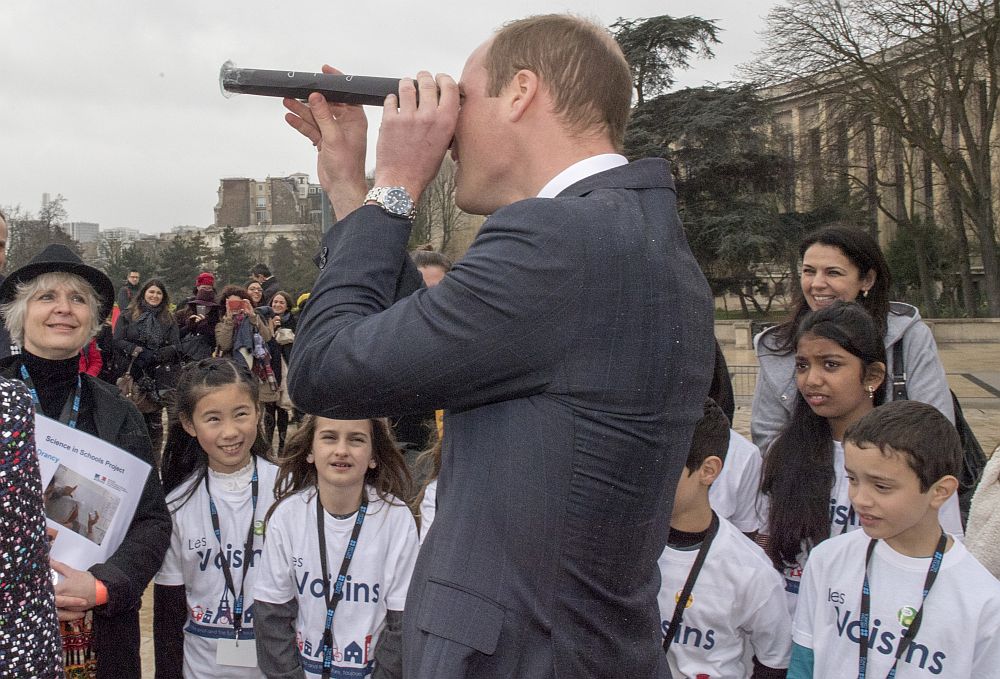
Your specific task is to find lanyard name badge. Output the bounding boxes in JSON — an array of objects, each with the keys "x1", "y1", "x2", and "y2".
[
  {"x1": 317, "y1": 490, "x2": 368, "y2": 679},
  {"x1": 21, "y1": 364, "x2": 81, "y2": 429},
  {"x1": 663, "y1": 511, "x2": 720, "y2": 654},
  {"x1": 857, "y1": 532, "x2": 947, "y2": 679},
  {"x1": 208, "y1": 458, "x2": 261, "y2": 668}
]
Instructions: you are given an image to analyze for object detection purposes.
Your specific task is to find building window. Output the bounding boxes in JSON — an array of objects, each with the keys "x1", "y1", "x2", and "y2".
[
  {"x1": 256, "y1": 197, "x2": 266, "y2": 209},
  {"x1": 256, "y1": 210, "x2": 268, "y2": 223}
]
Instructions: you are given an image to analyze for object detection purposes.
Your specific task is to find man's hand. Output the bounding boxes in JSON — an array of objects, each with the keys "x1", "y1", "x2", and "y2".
[
  {"x1": 374, "y1": 71, "x2": 459, "y2": 203},
  {"x1": 283, "y1": 65, "x2": 369, "y2": 220}
]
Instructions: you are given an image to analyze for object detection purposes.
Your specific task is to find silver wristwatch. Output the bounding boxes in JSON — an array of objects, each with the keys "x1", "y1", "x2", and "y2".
[{"x1": 364, "y1": 186, "x2": 416, "y2": 220}]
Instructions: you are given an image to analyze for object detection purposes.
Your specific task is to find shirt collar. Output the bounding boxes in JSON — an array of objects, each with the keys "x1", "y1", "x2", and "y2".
[{"x1": 536, "y1": 154, "x2": 628, "y2": 198}]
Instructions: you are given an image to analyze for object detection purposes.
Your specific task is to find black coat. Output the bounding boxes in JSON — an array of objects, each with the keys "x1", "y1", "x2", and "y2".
[
  {"x1": 2, "y1": 356, "x2": 172, "y2": 679},
  {"x1": 175, "y1": 298, "x2": 221, "y2": 362},
  {"x1": 113, "y1": 309, "x2": 181, "y2": 386},
  {"x1": 114, "y1": 309, "x2": 180, "y2": 352}
]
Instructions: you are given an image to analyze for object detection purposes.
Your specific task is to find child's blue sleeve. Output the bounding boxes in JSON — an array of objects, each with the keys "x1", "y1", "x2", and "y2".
[{"x1": 787, "y1": 643, "x2": 814, "y2": 679}]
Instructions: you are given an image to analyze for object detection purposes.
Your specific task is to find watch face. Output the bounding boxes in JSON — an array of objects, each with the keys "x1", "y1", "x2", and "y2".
[{"x1": 384, "y1": 188, "x2": 414, "y2": 215}]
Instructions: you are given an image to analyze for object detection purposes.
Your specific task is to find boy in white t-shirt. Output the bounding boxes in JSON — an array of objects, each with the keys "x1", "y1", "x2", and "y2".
[
  {"x1": 710, "y1": 430, "x2": 765, "y2": 534},
  {"x1": 790, "y1": 400, "x2": 1000, "y2": 678},
  {"x1": 658, "y1": 399, "x2": 791, "y2": 679}
]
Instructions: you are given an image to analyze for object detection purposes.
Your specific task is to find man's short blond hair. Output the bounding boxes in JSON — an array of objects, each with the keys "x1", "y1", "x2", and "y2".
[{"x1": 485, "y1": 15, "x2": 633, "y2": 150}]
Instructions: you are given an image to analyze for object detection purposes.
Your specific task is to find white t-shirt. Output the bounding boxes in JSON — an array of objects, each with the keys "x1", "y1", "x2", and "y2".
[
  {"x1": 253, "y1": 486, "x2": 419, "y2": 679},
  {"x1": 658, "y1": 516, "x2": 791, "y2": 678},
  {"x1": 710, "y1": 430, "x2": 765, "y2": 533},
  {"x1": 419, "y1": 479, "x2": 437, "y2": 544},
  {"x1": 154, "y1": 458, "x2": 280, "y2": 679},
  {"x1": 764, "y1": 441, "x2": 964, "y2": 615},
  {"x1": 793, "y1": 529, "x2": 1000, "y2": 678}
]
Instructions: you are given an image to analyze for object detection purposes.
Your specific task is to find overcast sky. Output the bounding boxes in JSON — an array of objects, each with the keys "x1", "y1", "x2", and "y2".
[{"x1": 0, "y1": 0, "x2": 780, "y2": 234}]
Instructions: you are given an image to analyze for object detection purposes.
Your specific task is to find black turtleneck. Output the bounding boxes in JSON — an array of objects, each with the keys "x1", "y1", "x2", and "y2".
[
  {"x1": 667, "y1": 525, "x2": 710, "y2": 550},
  {"x1": 21, "y1": 350, "x2": 82, "y2": 420}
]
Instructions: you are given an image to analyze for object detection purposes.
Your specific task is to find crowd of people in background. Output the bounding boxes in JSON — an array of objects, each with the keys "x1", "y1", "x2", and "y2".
[
  {"x1": 3, "y1": 197, "x2": 1000, "y2": 679},
  {"x1": 2, "y1": 12, "x2": 1000, "y2": 679}
]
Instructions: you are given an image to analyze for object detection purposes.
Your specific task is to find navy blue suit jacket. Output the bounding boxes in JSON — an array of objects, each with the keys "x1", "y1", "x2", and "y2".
[{"x1": 289, "y1": 158, "x2": 714, "y2": 678}]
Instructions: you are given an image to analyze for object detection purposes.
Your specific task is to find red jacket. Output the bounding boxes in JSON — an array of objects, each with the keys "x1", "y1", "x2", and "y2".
[{"x1": 79, "y1": 339, "x2": 103, "y2": 377}]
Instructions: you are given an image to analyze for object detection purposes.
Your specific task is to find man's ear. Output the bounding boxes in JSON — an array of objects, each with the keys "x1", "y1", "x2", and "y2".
[
  {"x1": 699, "y1": 456, "x2": 723, "y2": 486},
  {"x1": 508, "y1": 69, "x2": 539, "y2": 123},
  {"x1": 928, "y1": 474, "x2": 958, "y2": 509}
]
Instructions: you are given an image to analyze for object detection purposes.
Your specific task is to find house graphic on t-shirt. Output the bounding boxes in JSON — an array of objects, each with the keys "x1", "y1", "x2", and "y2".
[{"x1": 344, "y1": 641, "x2": 364, "y2": 664}]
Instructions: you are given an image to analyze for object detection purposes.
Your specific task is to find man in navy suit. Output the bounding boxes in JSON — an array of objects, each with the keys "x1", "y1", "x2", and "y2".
[{"x1": 284, "y1": 14, "x2": 714, "y2": 678}]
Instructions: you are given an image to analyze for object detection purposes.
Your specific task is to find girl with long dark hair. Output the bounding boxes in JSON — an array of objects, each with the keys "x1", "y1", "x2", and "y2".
[
  {"x1": 153, "y1": 358, "x2": 277, "y2": 679},
  {"x1": 759, "y1": 302, "x2": 962, "y2": 614}
]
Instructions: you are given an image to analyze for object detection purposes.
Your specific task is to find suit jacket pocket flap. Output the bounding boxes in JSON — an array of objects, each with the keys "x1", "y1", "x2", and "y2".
[{"x1": 417, "y1": 579, "x2": 505, "y2": 655}]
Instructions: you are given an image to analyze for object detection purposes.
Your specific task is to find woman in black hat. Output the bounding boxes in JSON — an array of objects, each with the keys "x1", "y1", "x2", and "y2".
[{"x1": 0, "y1": 243, "x2": 171, "y2": 679}]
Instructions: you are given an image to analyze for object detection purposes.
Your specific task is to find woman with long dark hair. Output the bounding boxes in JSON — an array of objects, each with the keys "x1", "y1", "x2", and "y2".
[
  {"x1": 113, "y1": 278, "x2": 180, "y2": 454},
  {"x1": 751, "y1": 226, "x2": 952, "y2": 452},
  {"x1": 262, "y1": 290, "x2": 295, "y2": 453}
]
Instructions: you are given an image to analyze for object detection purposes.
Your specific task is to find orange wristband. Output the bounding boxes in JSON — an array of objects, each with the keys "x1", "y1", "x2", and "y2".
[{"x1": 94, "y1": 579, "x2": 108, "y2": 606}]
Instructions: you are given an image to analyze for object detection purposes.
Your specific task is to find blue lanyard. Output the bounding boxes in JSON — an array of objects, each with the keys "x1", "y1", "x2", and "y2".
[
  {"x1": 204, "y1": 458, "x2": 259, "y2": 640},
  {"x1": 20, "y1": 363, "x2": 81, "y2": 430},
  {"x1": 316, "y1": 491, "x2": 368, "y2": 679},
  {"x1": 858, "y1": 532, "x2": 947, "y2": 679}
]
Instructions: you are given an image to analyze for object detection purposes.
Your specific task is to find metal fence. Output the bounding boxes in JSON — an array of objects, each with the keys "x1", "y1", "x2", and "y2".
[{"x1": 729, "y1": 365, "x2": 759, "y2": 400}]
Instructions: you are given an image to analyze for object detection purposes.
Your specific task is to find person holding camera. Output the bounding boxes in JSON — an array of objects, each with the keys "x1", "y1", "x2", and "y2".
[{"x1": 214, "y1": 285, "x2": 273, "y2": 365}]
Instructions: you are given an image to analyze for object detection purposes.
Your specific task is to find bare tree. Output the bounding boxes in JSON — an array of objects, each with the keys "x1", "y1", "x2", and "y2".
[
  {"x1": 4, "y1": 195, "x2": 82, "y2": 272},
  {"x1": 752, "y1": 0, "x2": 1000, "y2": 315},
  {"x1": 410, "y1": 158, "x2": 467, "y2": 254}
]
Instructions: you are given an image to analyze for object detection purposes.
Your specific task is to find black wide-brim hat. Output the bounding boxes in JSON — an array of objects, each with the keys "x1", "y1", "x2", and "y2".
[{"x1": 0, "y1": 243, "x2": 116, "y2": 320}]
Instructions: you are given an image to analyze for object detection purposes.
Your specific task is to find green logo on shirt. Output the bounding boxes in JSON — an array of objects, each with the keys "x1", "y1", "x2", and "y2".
[{"x1": 897, "y1": 605, "x2": 917, "y2": 627}]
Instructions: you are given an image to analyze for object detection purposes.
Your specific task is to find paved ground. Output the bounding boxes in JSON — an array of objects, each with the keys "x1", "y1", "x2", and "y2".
[
  {"x1": 722, "y1": 342, "x2": 1000, "y2": 454},
  {"x1": 137, "y1": 341, "x2": 999, "y2": 676}
]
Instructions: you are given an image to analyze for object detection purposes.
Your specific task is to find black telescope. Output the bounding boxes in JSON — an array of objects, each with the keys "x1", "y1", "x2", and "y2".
[{"x1": 219, "y1": 60, "x2": 402, "y2": 106}]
